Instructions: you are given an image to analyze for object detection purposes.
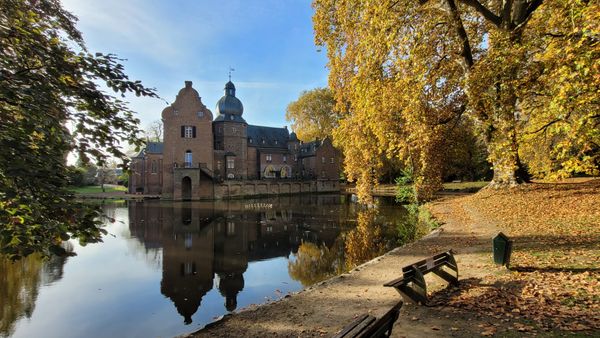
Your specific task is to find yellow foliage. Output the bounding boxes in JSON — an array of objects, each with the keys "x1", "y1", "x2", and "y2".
[{"x1": 314, "y1": 0, "x2": 599, "y2": 199}]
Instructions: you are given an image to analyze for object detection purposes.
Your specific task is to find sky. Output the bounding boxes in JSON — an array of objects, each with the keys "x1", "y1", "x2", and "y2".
[{"x1": 61, "y1": 0, "x2": 329, "y2": 132}]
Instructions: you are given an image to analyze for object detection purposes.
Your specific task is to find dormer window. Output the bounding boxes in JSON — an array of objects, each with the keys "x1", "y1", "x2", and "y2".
[
  {"x1": 230, "y1": 115, "x2": 234, "y2": 120},
  {"x1": 197, "y1": 111, "x2": 204, "y2": 117},
  {"x1": 275, "y1": 140, "x2": 278, "y2": 145},
  {"x1": 262, "y1": 139, "x2": 265, "y2": 144},
  {"x1": 249, "y1": 138, "x2": 253, "y2": 144}
]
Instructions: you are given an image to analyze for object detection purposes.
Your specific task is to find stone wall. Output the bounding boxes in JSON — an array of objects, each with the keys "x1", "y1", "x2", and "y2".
[{"x1": 213, "y1": 179, "x2": 340, "y2": 199}]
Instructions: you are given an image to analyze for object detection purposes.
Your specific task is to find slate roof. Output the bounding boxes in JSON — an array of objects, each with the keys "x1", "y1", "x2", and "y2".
[
  {"x1": 247, "y1": 125, "x2": 289, "y2": 149},
  {"x1": 145, "y1": 142, "x2": 164, "y2": 154},
  {"x1": 214, "y1": 80, "x2": 245, "y2": 122},
  {"x1": 215, "y1": 83, "x2": 244, "y2": 116},
  {"x1": 298, "y1": 140, "x2": 321, "y2": 158},
  {"x1": 214, "y1": 113, "x2": 247, "y2": 123}
]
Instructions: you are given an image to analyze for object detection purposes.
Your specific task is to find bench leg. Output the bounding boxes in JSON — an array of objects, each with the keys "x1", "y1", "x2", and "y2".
[
  {"x1": 396, "y1": 266, "x2": 428, "y2": 304},
  {"x1": 432, "y1": 267, "x2": 459, "y2": 286}
]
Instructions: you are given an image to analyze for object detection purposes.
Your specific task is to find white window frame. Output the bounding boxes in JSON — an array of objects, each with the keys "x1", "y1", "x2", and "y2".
[
  {"x1": 184, "y1": 151, "x2": 192, "y2": 167},
  {"x1": 266, "y1": 154, "x2": 272, "y2": 162},
  {"x1": 184, "y1": 126, "x2": 193, "y2": 138},
  {"x1": 227, "y1": 157, "x2": 235, "y2": 169}
]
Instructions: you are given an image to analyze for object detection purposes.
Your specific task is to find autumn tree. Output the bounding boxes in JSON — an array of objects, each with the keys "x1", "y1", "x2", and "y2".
[
  {"x1": 0, "y1": 0, "x2": 157, "y2": 259},
  {"x1": 285, "y1": 87, "x2": 339, "y2": 141},
  {"x1": 313, "y1": 0, "x2": 599, "y2": 201}
]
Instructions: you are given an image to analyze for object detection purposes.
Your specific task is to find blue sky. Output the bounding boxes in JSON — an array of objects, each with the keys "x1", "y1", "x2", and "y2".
[{"x1": 62, "y1": 0, "x2": 329, "y2": 133}]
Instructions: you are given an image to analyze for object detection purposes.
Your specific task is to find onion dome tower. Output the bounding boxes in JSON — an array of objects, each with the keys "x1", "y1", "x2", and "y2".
[
  {"x1": 213, "y1": 79, "x2": 248, "y2": 179},
  {"x1": 214, "y1": 81, "x2": 246, "y2": 123}
]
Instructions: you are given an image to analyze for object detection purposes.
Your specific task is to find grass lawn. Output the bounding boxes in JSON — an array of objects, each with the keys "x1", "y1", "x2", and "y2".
[{"x1": 69, "y1": 185, "x2": 127, "y2": 194}]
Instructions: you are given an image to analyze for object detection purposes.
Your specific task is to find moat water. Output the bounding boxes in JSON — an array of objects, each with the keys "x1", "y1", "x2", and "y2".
[{"x1": 1, "y1": 194, "x2": 414, "y2": 338}]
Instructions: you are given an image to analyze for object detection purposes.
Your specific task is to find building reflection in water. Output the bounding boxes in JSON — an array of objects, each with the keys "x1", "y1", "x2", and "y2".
[{"x1": 127, "y1": 194, "x2": 348, "y2": 325}]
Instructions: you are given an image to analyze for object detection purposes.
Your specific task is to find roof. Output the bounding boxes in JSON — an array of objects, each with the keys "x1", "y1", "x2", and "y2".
[
  {"x1": 298, "y1": 140, "x2": 321, "y2": 157},
  {"x1": 214, "y1": 113, "x2": 247, "y2": 123},
  {"x1": 145, "y1": 142, "x2": 164, "y2": 154},
  {"x1": 215, "y1": 81, "x2": 244, "y2": 117},
  {"x1": 247, "y1": 125, "x2": 289, "y2": 149}
]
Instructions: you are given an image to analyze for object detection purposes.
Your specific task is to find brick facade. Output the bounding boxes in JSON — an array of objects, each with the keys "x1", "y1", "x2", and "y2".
[{"x1": 128, "y1": 80, "x2": 342, "y2": 199}]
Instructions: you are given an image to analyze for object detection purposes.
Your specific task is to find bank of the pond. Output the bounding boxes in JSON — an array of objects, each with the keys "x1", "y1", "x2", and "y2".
[{"x1": 188, "y1": 178, "x2": 599, "y2": 338}]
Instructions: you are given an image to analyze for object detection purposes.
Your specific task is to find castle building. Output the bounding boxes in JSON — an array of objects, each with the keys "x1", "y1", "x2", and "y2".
[{"x1": 129, "y1": 80, "x2": 341, "y2": 199}]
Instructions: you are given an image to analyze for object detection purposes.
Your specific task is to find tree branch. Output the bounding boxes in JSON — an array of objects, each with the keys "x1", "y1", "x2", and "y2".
[
  {"x1": 502, "y1": 0, "x2": 514, "y2": 28},
  {"x1": 526, "y1": 0, "x2": 544, "y2": 19},
  {"x1": 446, "y1": 0, "x2": 474, "y2": 69},
  {"x1": 513, "y1": 0, "x2": 544, "y2": 32},
  {"x1": 527, "y1": 119, "x2": 566, "y2": 134},
  {"x1": 457, "y1": 0, "x2": 501, "y2": 27}
]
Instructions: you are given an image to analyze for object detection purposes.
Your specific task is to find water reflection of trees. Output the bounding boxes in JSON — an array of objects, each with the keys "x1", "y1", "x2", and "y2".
[
  {"x1": 288, "y1": 238, "x2": 345, "y2": 287},
  {"x1": 0, "y1": 256, "x2": 42, "y2": 337},
  {"x1": 0, "y1": 251, "x2": 69, "y2": 338},
  {"x1": 344, "y1": 209, "x2": 388, "y2": 268},
  {"x1": 288, "y1": 207, "x2": 410, "y2": 286}
]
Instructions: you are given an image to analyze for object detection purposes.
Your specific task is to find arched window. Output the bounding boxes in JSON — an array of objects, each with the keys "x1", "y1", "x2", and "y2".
[{"x1": 184, "y1": 150, "x2": 192, "y2": 167}]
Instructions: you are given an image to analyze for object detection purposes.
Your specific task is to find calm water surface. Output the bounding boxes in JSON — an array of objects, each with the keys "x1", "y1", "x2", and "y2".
[{"x1": 1, "y1": 194, "x2": 411, "y2": 338}]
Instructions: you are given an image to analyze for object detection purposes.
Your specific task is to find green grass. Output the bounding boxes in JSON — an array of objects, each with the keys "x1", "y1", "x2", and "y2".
[
  {"x1": 443, "y1": 181, "x2": 489, "y2": 191},
  {"x1": 69, "y1": 185, "x2": 127, "y2": 194}
]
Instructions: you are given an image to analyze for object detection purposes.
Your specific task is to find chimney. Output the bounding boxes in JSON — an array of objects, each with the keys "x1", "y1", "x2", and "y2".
[{"x1": 185, "y1": 81, "x2": 192, "y2": 88}]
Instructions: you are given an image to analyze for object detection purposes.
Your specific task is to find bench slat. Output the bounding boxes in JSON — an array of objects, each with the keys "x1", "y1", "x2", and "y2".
[
  {"x1": 334, "y1": 301, "x2": 403, "y2": 338},
  {"x1": 332, "y1": 314, "x2": 375, "y2": 338}
]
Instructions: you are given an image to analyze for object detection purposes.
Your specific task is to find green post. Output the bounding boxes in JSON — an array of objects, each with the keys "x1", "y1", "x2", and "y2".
[{"x1": 493, "y1": 232, "x2": 513, "y2": 267}]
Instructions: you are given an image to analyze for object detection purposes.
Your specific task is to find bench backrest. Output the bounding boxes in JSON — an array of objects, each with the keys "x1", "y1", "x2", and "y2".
[
  {"x1": 332, "y1": 301, "x2": 403, "y2": 338},
  {"x1": 401, "y1": 251, "x2": 455, "y2": 277},
  {"x1": 358, "y1": 301, "x2": 403, "y2": 337}
]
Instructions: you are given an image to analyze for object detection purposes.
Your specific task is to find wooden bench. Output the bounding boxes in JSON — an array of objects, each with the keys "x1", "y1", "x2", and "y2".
[
  {"x1": 383, "y1": 250, "x2": 458, "y2": 305},
  {"x1": 332, "y1": 301, "x2": 403, "y2": 338}
]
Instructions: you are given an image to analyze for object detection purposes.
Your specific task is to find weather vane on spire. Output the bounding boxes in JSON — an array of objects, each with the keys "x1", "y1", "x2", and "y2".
[{"x1": 228, "y1": 67, "x2": 235, "y2": 81}]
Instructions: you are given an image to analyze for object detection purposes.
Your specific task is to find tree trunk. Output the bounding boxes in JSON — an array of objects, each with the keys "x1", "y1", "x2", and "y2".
[{"x1": 486, "y1": 106, "x2": 531, "y2": 188}]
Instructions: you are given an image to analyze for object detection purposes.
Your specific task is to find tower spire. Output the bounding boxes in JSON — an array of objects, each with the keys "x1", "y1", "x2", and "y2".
[{"x1": 228, "y1": 67, "x2": 235, "y2": 81}]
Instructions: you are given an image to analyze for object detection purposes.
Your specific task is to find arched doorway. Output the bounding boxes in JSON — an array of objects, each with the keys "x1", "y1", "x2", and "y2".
[{"x1": 182, "y1": 176, "x2": 192, "y2": 200}]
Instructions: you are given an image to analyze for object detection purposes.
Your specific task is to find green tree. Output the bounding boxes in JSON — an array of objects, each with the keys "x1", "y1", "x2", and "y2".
[
  {"x1": 313, "y1": 0, "x2": 599, "y2": 201},
  {"x1": 0, "y1": 0, "x2": 157, "y2": 259},
  {"x1": 285, "y1": 87, "x2": 339, "y2": 141}
]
